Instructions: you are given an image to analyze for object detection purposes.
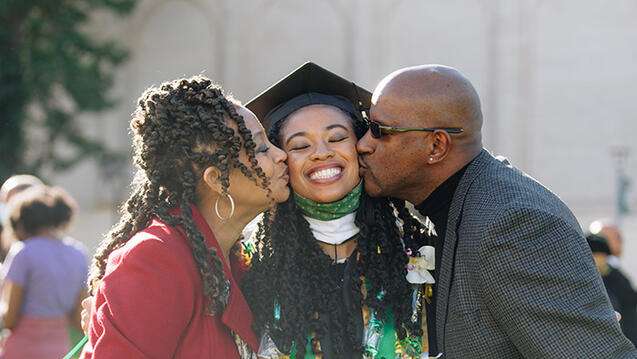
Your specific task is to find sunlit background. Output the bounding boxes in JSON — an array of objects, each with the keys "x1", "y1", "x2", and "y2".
[{"x1": 3, "y1": 0, "x2": 636, "y2": 276}]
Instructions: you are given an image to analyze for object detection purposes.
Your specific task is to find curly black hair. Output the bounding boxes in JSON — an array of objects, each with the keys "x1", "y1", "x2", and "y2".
[
  {"x1": 88, "y1": 76, "x2": 269, "y2": 314},
  {"x1": 242, "y1": 106, "x2": 431, "y2": 357}
]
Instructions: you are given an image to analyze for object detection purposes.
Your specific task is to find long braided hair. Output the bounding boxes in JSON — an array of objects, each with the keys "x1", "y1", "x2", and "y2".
[
  {"x1": 88, "y1": 76, "x2": 269, "y2": 314},
  {"x1": 242, "y1": 108, "x2": 431, "y2": 356}
]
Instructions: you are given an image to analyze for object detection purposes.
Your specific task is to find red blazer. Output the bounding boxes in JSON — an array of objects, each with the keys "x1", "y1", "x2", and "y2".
[{"x1": 81, "y1": 205, "x2": 258, "y2": 358}]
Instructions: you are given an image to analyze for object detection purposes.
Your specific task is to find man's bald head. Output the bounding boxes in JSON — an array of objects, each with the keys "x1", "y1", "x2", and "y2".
[{"x1": 373, "y1": 65, "x2": 483, "y2": 145}]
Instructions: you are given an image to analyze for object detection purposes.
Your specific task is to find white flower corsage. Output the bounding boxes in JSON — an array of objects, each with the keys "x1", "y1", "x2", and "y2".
[{"x1": 406, "y1": 245, "x2": 435, "y2": 284}]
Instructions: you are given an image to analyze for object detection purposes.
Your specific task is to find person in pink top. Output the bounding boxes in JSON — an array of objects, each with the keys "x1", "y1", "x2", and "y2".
[
  {"x1": 0, "y1": 185, "x2": 88, "y2": 359},
  {"x1": 80, "y1": 76, "x2": 290, "y2": 358}
]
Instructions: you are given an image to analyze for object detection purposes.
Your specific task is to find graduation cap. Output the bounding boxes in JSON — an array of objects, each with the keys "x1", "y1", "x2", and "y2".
[{"x1": 245, "y1": 62, "x2": 372, "y2": 143}]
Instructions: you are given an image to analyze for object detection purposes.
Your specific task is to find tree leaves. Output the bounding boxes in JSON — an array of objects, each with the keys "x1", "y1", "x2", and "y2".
[{"x1": 0, "y1": 0, "x2": 136, "y2": 179}]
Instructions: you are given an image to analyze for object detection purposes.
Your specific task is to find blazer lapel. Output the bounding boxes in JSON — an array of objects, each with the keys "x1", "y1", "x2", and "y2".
[
  {"x1": 190, "y1": 206, "x2": 260, "y2": 352},
  {"x1": 221, "y1": 268, "x2": 260, "y2": 353},
  {"x1": 435, "y1": 149, "x2": 491, "y2": 353}
]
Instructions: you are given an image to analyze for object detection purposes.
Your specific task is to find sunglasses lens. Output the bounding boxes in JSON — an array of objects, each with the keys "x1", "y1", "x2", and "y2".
[{"x1": 370, "y1": 122, "x2": 382, "y2": 138}]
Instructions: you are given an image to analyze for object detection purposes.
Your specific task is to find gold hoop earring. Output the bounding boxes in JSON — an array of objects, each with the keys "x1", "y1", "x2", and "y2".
[{"x1": 215, "y1": 193, "x2": 235, "y2": 220}]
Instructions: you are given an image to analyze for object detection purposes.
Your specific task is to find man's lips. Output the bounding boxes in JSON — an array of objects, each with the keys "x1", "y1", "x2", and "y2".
[{"x1": 358, "y1": 156, "x2": 368, "y2": 170}]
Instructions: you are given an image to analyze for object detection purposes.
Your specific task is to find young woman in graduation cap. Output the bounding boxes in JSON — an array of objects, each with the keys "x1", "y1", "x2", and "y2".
[
  {"x1": 78, "y1": 76, "x2": 290, "y2": 359},
  {"x1": 242, "y1": 63, "x2": 433, "y2": 359}
]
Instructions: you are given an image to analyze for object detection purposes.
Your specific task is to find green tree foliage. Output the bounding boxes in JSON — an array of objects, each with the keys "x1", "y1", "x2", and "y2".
[{"x1": 0, "y1": 0, "x2": 136, "y2": 180}]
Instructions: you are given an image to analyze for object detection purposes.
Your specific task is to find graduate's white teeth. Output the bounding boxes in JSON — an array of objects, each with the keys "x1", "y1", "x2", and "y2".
[{"x1": 310, "y1": 167, "x2": 341, "y2": 180}]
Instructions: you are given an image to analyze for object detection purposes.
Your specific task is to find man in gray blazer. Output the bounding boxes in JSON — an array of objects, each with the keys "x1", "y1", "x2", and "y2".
[{"x1": 357, "y1": 65, "x2": 637, "y2": 358}]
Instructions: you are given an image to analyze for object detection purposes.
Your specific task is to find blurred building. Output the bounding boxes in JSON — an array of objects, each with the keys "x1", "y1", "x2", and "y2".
[{"x1": 43, "y1": 0, "x2": 637, "y2": 275}]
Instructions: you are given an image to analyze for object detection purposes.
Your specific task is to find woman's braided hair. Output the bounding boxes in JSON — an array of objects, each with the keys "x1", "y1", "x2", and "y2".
[
  {"x1": 88, "y1": 76, "x2": 269, "y2": 314},
  {"x1": 242, "y1": 108, "x2": 432, "y2": 356}
]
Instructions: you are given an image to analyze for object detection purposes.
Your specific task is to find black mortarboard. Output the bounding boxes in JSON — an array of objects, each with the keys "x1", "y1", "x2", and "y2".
[
  {"x1": 246, "y1": 62, "x2": 371, "y2": 143},
  {"x1": 586, "y1": 233, "x2": 611, "y2": 255}
]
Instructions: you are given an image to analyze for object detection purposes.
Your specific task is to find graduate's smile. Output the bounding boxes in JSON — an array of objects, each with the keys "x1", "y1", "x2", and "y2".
[{"x1": 307, "y1": 164, "x2": 343, "y2": 183}]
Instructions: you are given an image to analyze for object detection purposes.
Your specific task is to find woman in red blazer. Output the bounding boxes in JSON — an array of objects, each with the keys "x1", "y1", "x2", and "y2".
[{"x1": 80, "y1": 76, "x2": 290, "y2": 359}]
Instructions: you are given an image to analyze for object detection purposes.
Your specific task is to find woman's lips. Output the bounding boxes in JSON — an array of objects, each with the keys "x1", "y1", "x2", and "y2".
[
  {"x1": 308, "y1": 166, "x2": 343, "y2": 180},
  {"x1": 306, "y1": 165, "x2": 344, "y2": 184},
  {"x1": 308, "y1": 166, "x2": 342, "y2": 180},
  {"x1": 280, "y1": 167, "x2": 289, "y2": 181}
]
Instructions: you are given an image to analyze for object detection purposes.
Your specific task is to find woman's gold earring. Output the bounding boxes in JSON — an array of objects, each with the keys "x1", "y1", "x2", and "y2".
[{"x1": 215, "y1": 193, "x2": 235, "y2": 220}]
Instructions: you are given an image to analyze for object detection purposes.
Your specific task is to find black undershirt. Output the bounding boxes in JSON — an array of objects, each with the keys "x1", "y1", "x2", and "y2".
[{"x1": 414, "y1": 164, "x2": 469, "y2": 355}]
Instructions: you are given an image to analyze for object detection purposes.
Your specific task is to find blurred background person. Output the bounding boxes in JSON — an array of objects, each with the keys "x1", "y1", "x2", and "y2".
[
  {"x1": 587, "y1": 232, "x2": 637, "y2": 345},
  {"x1": 0, "y1": 185, "x2": 88, "y2": 359},
  {"x1": 0, "y1": 175, "x2": 44, "y2": 262},
  {"x1": 590, "y1": 219, "x2": 624, "y2": 269}
]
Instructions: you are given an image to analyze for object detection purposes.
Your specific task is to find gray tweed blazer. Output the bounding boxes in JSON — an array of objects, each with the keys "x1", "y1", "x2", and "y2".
[{"x1": 435, "y1": 149, "x2": 637, "y2": 358}]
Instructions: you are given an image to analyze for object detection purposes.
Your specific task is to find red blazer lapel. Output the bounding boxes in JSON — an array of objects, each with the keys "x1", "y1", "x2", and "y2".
[{"x1": 190, "y1": 205, "x2": 260, "y2": 352}]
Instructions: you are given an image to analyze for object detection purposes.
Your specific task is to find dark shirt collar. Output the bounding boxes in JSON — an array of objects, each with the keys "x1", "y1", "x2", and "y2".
[{"x1": 415, "y1": 165, "x2": 468, "y2": 218}]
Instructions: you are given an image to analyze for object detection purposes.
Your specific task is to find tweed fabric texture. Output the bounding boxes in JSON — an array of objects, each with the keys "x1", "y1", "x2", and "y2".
[{"x1": 434, "y1": 149, "x2": 637, "y2": 358}]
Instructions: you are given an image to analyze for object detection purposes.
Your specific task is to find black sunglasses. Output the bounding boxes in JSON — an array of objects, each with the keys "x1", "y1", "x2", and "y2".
[{"x1": 365, "y1": 119, "x2": 464, "y2": 138}]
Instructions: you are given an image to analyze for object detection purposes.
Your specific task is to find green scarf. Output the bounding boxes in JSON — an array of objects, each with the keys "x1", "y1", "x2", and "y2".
[{"x1": 293, "y1": 181, "x2": 363, "y2": 221}]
